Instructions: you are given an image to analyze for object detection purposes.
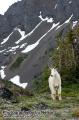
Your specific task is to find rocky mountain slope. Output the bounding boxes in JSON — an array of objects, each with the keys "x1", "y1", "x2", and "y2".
[{"x1": 0, "y1": 0, "x2": 79, "y2": 88}]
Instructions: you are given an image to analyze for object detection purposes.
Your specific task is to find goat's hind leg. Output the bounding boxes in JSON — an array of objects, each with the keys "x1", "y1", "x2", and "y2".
[
  {"x1": 58, "y1": 87, "x2": 62, "y2": 100},
  {"x1": 58, "y1": 94, "x2": 62, "y2": 100}
]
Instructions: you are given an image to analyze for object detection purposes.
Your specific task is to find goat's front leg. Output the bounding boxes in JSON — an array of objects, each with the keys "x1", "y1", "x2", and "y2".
[{"x1": 51, "y1": 94, "x2": 56, "y2": 100}]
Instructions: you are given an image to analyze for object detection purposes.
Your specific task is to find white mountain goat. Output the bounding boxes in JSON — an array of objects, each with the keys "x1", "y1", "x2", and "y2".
[{"x1": 48, "y1": 68, "x2": 62, "y2": 100}]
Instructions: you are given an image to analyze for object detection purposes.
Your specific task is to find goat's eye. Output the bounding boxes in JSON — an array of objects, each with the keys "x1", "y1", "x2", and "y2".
[{"x1": 51, "y1": 75, "x2": 53, "y2": 77}]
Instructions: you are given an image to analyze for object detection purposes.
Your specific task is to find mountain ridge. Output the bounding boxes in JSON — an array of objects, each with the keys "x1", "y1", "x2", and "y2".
[{"x1": 0, "y1": 0, "x2": 79, "y2": 88}]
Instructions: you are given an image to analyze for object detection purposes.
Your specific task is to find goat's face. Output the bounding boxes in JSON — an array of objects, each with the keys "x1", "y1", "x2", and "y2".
[{"x1": 50, "y1": 68, "x2": 57, "y2": 76}]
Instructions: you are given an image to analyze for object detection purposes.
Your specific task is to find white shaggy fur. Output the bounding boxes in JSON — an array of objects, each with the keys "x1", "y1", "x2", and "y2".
[{"x1": 48, "y1": 68, "x2": 62, "y2": 100}]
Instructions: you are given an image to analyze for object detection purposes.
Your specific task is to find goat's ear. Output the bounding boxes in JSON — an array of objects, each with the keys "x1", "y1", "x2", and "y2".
[
  {"x1": 49, "y1": 67, "x2": 52, "y2": 70},
  {"x1": 53, "y1": 67, "x2": 56, "y2": 69}
]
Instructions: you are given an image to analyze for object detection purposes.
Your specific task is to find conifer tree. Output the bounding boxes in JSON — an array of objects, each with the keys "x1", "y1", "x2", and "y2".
[{"x1": 52, "y1": 30, "x2": 78, "y2": 83}]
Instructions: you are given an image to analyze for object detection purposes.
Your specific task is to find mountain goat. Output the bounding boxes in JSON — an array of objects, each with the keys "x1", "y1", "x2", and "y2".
[{"x1": 48, "y1": 68, "x2": 62, "y2": 100}]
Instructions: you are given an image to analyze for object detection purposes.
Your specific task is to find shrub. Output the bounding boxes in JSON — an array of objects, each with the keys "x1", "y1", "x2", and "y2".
[{"x1": 32, "y1": 66, "x2": 50, "y2": 93}]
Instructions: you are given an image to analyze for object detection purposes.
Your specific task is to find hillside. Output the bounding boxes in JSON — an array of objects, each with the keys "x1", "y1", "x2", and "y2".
[
  {"x1": 0, "y1": 0, "x2": 79, "y2": 88},
  {"x1": 0, "y1": 0, "x2": 79, "y2": 119}
]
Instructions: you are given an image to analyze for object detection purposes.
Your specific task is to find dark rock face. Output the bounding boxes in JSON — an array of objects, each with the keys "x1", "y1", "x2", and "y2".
[
  {"x1": 0, "y1": 15, "x2": 10, "y2": 40},
  {"x1": 0, "y1": 88, "x2": 13, "y2": 100},
  {"x1": 0, "y1": 0, "x2": 79, "y2": 88},
  {"x1": 0, "y1": 0, "x2": 79, "y2": 38}
]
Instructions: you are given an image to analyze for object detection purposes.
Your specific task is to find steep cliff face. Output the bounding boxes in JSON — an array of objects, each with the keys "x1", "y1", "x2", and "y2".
[
  {"x1": 0, "y1": 0, "x2": 79, "y2": 38},
  {"x1": 0, "y1": 0, "x2": 79, "y2": 88},
  {"x1": 5, "y1": 0, "x2": 79, "y2": 24}
]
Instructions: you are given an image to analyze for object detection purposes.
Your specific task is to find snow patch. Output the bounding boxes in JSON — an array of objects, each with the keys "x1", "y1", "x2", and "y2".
[
  {"x1": 7, "y1": 45, "x2": 19, "y2": 52},
  {"x1": 51, "y1": 23, "x2": 60, "y2": 29},
  {"x1": 39, "y1": 11, "x2": 54, "y2": 23},
  {"x1": 54, "y1": 4, "x2": 57, "y2": 9},
  {"x1": 56, "y1": 14, "x2": 73, "y2": 30},
  {"x1": 1, "y1": 32, "x2": 13, "y2": 45},
  {"x1": 39, "y1": 12, "x2": 48, "y2": 21},
  {"x1": 0, "y1": 66, "x2": 6, "y2": 79},
  {"x1": 20, "y1": 43, "x2": 27, "y2": 49},
  {"x1": 14, "y1": 28, "x2": 25, "y2": 38},
  {"x1": 65, "y1": 14, "x2": 73, "y2": 24},
  {"x1": 72, "y1": 21, "x2": 78, "y2": 29},
  {"x1": 0, "y1": 49, "x2": 6, "y2": 53},
  {"x1": 1, "y1": 28, "x2": 26, "y2": 46},
  {"x1": 10, "y1": 75, "x2": 28, "y2": 89},
  {"x1": 56, "y1": 24, "x2": 63, "y2": 30},
  {"x1": 21, "y1": 40, "x2": 40, "y2": 53},
  {"x1": 69, "y1": 1, "x2": 72, "y2": 4},
  {"x1": 15, "y1": 21, "x2": 42, "y2": 44},
  {"x1": 47, "y1": 18, "x2": 54, "y2": 23},
  {"x1": 22, "y1": 22, "x2": 59, "y2": 53}
]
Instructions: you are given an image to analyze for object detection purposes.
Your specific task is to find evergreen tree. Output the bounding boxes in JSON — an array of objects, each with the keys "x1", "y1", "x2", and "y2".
[{"x1": 52, "y1": 29, "x2": 79, "y2": 84}]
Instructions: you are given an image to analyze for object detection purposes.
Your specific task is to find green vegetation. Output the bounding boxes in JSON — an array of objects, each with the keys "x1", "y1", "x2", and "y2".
[
  {"x1": 33, "y1": 66, "x2": 50, "y2": 93},
  {"x1": 49, "y1": 29, "x2": 79, "y2": 85},
  {"x1": 0, "y1": 84, "x2": 79, "y2": 119},
  {"x1": 72, "y1": 108, "x2": 79, "y2": 118},
  {"x1": 0, "y1": 79, "x2": 79, "y2": 119},
  {"x1": 33, "y1": 27, "x2": 79, "y2": 93},
  {"x1": 52, "y1": 31, "x2": 76, "y2": 83},
  {"x1": 10, "y1": 54, "x2": 28, "y2": 69},
  {"x1": 16, "y1": 84, "x2": 79, "y2": 109},
  {"x1": 1, "y1": 26, "x2": 79, "y2": 120}
]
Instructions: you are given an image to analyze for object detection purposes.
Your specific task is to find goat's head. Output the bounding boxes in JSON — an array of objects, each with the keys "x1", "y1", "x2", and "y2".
[{"x1": 49, "y1": 67, "x2": 57, "y2": 76}]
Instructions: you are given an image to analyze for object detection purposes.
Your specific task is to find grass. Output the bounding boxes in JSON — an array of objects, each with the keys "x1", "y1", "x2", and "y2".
[
  {"x1": 1, "y1": 81, "x2": 79, "y2": 109},
  {"x1": 0, "y1": 111, "x2": 3, "y2": 120},
  {"x1": 62, "y1": 84, "x2": 79, "y2": 97},
  {"x1": 0, "y1": 82, "x2": 79, "y2": 119},
  {"x1": 72, "y1": 108, "x2": 79, "y2": 118},
  {"x1": 14, "y1": 83, "x2": 79, "y2": 110}
]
